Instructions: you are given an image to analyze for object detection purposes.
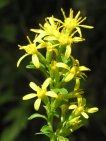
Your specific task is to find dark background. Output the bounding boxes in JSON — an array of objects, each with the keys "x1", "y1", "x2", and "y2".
[{"x1": 0, "y1": 0, "x2": 106, "y2": 141}]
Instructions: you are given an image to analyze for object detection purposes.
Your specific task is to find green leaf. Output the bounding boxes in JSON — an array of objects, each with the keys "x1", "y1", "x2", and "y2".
[
  {"x1": 26, "y1": 62, "x2": 35, "y2": 69},
  {"x1": 28, "y1": 113, "x2": 47, "y2": 120},
  {"x1": 61, "y1": 54, "x2": 69, "y2": 64},
  {"x1": 40, "y1": 125, "x2": 53, "y2": 134},
  {"x1": 59, "y1": 88, "x2": 68, "y2": 94},
  {"x1": 52, "y1": 88, "x2": 68, "y2": 95}
]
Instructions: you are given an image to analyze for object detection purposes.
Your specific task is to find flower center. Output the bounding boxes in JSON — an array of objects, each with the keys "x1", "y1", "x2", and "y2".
[
  {"x1": 65, "y1": 18, "x2": 77, "y2": 29},
  {"x1": 58, "y1": 33, "x2": 73, "y2": 45},
  {"x1": 70, "y1": 66, "x2": 79, "y2": 74},
  {"x1": 37, "y1": 89, "x2": 46, "y2": 99},
  {"x1": 25, "y1": 44, "x2": 37, "y2": 54}
]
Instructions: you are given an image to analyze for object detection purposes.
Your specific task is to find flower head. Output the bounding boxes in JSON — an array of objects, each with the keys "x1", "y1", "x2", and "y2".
[
  {"x1": 69, "y1": 96, "x2": 98, "y2": 119},
  {"x1": 23, "y1": 78, "x2": 57, "y2": 110},
  {"x1": 61, "y1": 8, "x2": 94, "y2": 37},
  {"x1": 69, "y1": 97, "x2": 89, "y2": 119},
  {"x1": 57, "y1": 31, "x2": 85, "y2": 46},
  {"x1": 43, "y1": 16, "x2": 61, "y2": 36},
  {"x1": 31, "y1": 16, "x2": 61, "y2": 41},
  {"x1": 17, "y1": 36, "x2": 40, "y2": 68},
  {"x1": 56, "y1": 60, "x2": 90, "y2": 82}
]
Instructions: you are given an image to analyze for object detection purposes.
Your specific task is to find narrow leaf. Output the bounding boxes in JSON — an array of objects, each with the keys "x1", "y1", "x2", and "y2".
[
  {"x1": 28, "y1": 113, "x2": 47, "y2": 120},
  {"x1": 40, "y1": 125, "x2": 53, "y2": 134}
]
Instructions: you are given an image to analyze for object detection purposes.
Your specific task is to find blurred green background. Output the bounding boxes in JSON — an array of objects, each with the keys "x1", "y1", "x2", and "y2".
[{"x1": 0, "y1": 0, "x2": 106, "y2": 141}]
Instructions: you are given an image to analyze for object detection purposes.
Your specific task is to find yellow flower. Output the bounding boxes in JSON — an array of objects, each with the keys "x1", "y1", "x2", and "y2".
[
  {"x1": 22, "y1": 78, "x2": 58, "y2": 110},
  {"x1": 58, "y1": 31, "x2": 85, "y2": 45},
  {"x1": 56, "y1": 60, "x2": 90, "y2": 82},
  {"x1": 61, "y1": 8, "x2": 94, "y2": 37},
  {"x1": 69, "y1": 97, "x2": 98, "y2": 119},
  {"x1": 57, "y1": 31, "x2": 84, "y2": 58},
  {"x1": 31, "y1": 17, "x2": 61, "y2": 52},
  {"x1": 43, "y1": 16, "x2": 61, "y2": 36},
  {"x1": 44, "y1": 31, "x2": 84, "y2": 59},
  {"x1": 31, "y1": 16, "x2": 61, "y2": 40},
  {"x1": 17, "y1": 36, "x2": 40, "y2": 68},
  {"x1": 69, "y1": 97, "x2": 89, "y2": 119}
]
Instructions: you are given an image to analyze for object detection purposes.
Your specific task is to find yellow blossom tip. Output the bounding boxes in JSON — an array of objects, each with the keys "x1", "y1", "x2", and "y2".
[
  {"x1": 22, "y1": 93, "x2": 36, "y2": 100},
  {"x1": 69, "y1": 105, "x2": 77, "y2": 109},
  {"x1": 27, "y1": 36, "x2": 32, "y2": 44},
  {"x1": 34, "y1": 99, "x2": 41, "y2": 111},
  {"x1": 61, "y1": 8, "x2": 66, "y2": 19},
  {"x1": 18, "y1": 44, "x2": 22, "y2": 49},
  {"x1": 81, "y1": 112, "x2": 89, "y2": 119},
  {"x1": 17, "y1": 54, "x2": 29, "y2": 67},
  {"x1": 87, "y1": 107, "x2": 99, "y2": 113}
]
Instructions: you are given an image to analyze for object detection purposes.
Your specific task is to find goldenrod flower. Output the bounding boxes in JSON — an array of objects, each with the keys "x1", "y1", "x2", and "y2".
[
  {"x1": 57, "y1": 32, "x2": 85, "y2": 46},
  {"x1": 43, "y1": 16, "x2": 61, "y2": 36},
  {"x1": 17, "y1": 36, "x2": 41, "y2": 68},
  {"x1": 44, "y1": 31, "x2": 84, "y2": 59},
  {"x1": 31, "y1": 16, "x2": 61, "y2": 40},
  {"x1": 69, "y1": 97, "x2": 89, "y2": 119},
  {"x1": 31, "y1": 17, "x2": 61, "y2": 53},
  {"x1": 23, "y1": 78, "x2": 57, "y2": 110},
  {"x1": 56, "y1": 60, "x2": 90, "y2": 82},
  {"x1": 58, "y1": 32, "x2": 84, "y2": 58},
  {"x1": 61, "y1": 8, "x2": 94, "y2": 37},
  {"x1": 69, "y1": 97, "x2": 98, "y2": 119}
]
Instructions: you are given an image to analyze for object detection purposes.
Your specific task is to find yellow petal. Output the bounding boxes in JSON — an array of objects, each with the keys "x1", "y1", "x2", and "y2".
[
  {"x1": 32, "y1": 54, "x2": 40, "y2": 68},
  {"x1": 17, "y1": 54, "x2": 29, "y2": 67},
  {"x1": 30, "y1": 29, "x2": 46, "y2": 34},
  {"x1": 37, "y1": 42, "x2": 47, "y2": 49},
  {"x1": 56, "y1": 62, "x2": 69, "y2": 70},
  {"x1": 65, "y1": 45, "x2": 71, "y2": 59},
  {"x1": 81, "y1": 112, "x2": 89, "y2": 119},
  {"x1": 23, "y1": 93, "x2": 36, "y2": 100},
  {"x1": 73, "y1": 37, "x2": 85, "y2": 43},
  {"x1": 61, "y1": 8, "x2": 66, "y2": 19},
  {"x1": 76, "y1": 27, "x2": 82, "y2": 37},
  {"x1": 44, "y1": 36, "x2": 56, "y2": 41},
  {"x1": 42, "y1": 78, "x2": 51, "y2": 90},
  {"x1": 75, "y1": 11, "x2": 81, "y2": 19},
  {"x1": 34, "y1": 33, "x2": 47, "y2": 43},
  {"x1": 87, "y1": 107, "x2": 99, "y2": 113},
  {"x1": 34, "y1": 98, "x2": 41, "y2": 111},
  {"x1": 69, "y1": 105, "x2": 77, "y2": 109},
  {"x1": 78, "y1": 97, "x2": 82, "y2": 106},
  {"x1": 74, "y1": 78, "x2": 80, "y2": 90},
  {"x1": 46, "y1": 91, "x2": 58, "y2": 98},
  {"x1": 27, "y1": 36, "x2": 32, "y2": 44},
  {"x1": 79, "y1": 25, "x2": 94, "y2": 29},
  {"x1": 78, "y1": 17, "x2": 86, "y2": 24},
  {"x1": 79, "y1": 66, "x2": 90, "y2": 71},
  {"x1": 48, "y1": 16, "x2": 55, "y2": 25},
  {"x1": 65, "y1": 73, "x2": 74, "y2": 82},
  {"x1": 29, "y1": 82, "x2": 40, "y2": 92},
  {"x1": 69, "y1": 8, "x2": 73, "y2": 19}
]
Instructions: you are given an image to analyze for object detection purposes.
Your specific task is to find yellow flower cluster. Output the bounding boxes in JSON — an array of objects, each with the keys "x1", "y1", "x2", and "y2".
[
  {"x1": 17, "y1": 8, "x2": 98, "y2": 139},
  {"x1": 17, "y1": 9, "x2": 93, "y2": 68}
]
